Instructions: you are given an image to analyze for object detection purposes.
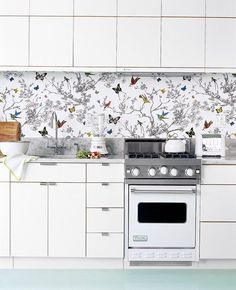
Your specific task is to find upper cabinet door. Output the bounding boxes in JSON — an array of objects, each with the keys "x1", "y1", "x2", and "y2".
[
  {"x1": 30, "y1": 0, "x2": 73, "y2": 16},
  {"x1": 74, "y1": 17, "x2": 116, "y2": 67},
  {"x1": 162, "y1": 18, "x2": 205, "y2": 68},
  {"x1": 0, "y1": 17, "x2": 28, "y2": 66},
  {"x1": 0, "y1": 0, "x2": 29, "y2": 15},
  {"x1": 206, "y1": 0, "x2": 236, "y2": 17},
  {"x1": 30, "y1": 17, "x2": 73, "y2": 67},
  {"x1": 118, "y1": 0, "x2": 161, "y2": 16},
  {"x1": 117, "y1": 18, "x2": 161, "y2": 68},
  {"x1": 74, "y1": 0, "x2": 116, "y2": 16},
  {"x1": 206, "y1": 19, "x2": 236, "y2": 68},
  {"x1": 162, "y1": 0, "x2": 205, "y2": 16}
]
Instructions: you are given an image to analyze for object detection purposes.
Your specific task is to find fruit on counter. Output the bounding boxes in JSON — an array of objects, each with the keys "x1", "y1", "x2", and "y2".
[
  {"x1": 76, "y1": 149, "x2": 90, "y2": 159},
  {"x1": 89, "y1": 151, "x2": 101, "y2": 159}
]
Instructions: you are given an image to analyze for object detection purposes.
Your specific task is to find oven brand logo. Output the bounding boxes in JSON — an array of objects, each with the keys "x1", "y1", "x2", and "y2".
[{"x1": 133, "y1": 235, "x2": 148, "y2": 242}]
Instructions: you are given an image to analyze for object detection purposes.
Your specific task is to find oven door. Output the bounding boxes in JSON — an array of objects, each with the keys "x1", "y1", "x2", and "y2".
[{"x1": 129, "y1": 185, "x2": 196, "y2": 248}]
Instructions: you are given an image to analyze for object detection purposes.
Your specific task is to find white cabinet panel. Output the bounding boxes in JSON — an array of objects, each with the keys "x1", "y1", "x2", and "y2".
[
  {"x1": 0, "y1": 0, "x2": 29, "y2": 15},
  {"x1": 162, "y1": 18, "x2": 205, "y2": 68},
  {"x1": 0, "y1": 17, "x2": 28, "y2": 66},
  {"x1": 0, "y1": 183, "x2": 9, "y2": 256},
  {"x1": 117, "y1": 18, "x2": 161, "y2": 68},
  {"x1": 17, "y1": 163, "x2": 85, "y2": 182},
  {"x1": 11, "y1": 183, "x2": 47, "y2": 257},
  {"x1": 74, "y1": 0, "x2": 116, "y2": 16},
  {"x1": 206, "y1": 19, "x2": 236, "y2": 68},
  {"x1": 162, "y1": 0, "x2": 205, "y2": 16},
  {"x1": 202, "y1": 165, "x2": 236, "y2": 184},
  {"x1": 87, "y1": 208, "x2": 124, "y2": 232},
  {"x1": 87, "y1": 233, "x2": 123, "y2": 258},
  {"x1": 30, "y1": 17, "x2": 73, "y2": 67},
  {"x1": 201, "y1": 185, "x2": 236, "y2": 221},
  {"x1": 74, "y1": 18, "x2": 116, "y2": 67},
  {"x1": 30, "y1": 0, "x2": 73, "y2": 16},
  {"x1": 87, "y1": 183, "x2": 124, "y2": 207},
  {"x1": 0, "y1": 164, "x2": 9, "y2": 182},
  {"x1": 87, "y1": 164, "x2": 124, "y2": 182},
  {"x1": 49, "y1": 183, "x2": 85, "y2": 257},
  {"x1": 200, "y1": 223, "x2": 236, "y2": 259},
  {"x1": 118, "y1": 0, "x2": 161, "y2": 16},
  {"x1": 206, "y1": 0, "x2": 236, "y2": 17}
]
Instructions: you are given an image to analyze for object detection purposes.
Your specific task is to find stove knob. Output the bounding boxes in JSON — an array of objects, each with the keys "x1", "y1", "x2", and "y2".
[
  {"x1": 148, "y1": 168, "x2": 156, "y2": 176},
  {"x1": 170, "y1": 168, "x2": 178, "y2": 176},
  {"x1": 185, "y1": 168, "x2": 194, "y2": 177},
  {"x1": 160, "y1": 166, "x2": 168, "y2": 175},
  {"x1": 132, "y1": 167, "x2": 140, "y2": 177}
]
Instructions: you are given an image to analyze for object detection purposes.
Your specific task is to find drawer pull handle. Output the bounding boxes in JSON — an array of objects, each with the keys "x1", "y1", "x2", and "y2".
[
  {"x1": 40, "y1": 182, "x2": 47, "y2": 186},
  {"x1": 102, "y1": 207, "x2": 109, "y2": 211},
  {"x1": 101, "y1": 183, "x2": 109, "y2": 186},
  {"x1": 101, "y1": 232, "x2": 109, "y2": 236},
  {"x1": 40, "y1": 162, "x2": 57, "y2": 166},
  {"x1": 101, "y1": 163, "x2": 109, "y2": 167},
  {"x1": 49, "y1": 182, "x2": 57, "y2": 186}
]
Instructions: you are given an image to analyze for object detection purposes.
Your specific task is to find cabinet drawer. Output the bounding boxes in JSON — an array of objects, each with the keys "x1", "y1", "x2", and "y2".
[
  {"x1": 200, "y1": 222, "x2": 236, "y2": 259},
  {"x1": 202, "y1": 165, "x2": 236, "y2": 184},
  {"x1": 87, "y1": 208, "x2": 123, "y2": 233},
  {"x1": 87, "y1": 164, "x2": 124, "y2": 182},
  {"x1": 87, "y1": 233, "x2": 123, "y2": 258},
  {"x1": 201, "y1": 185, "x2": 236, "y2": 221},
  {"x1": 87, "y1": 183, "x2": 124, "y2": 207},
  {"x1": 0, "y1": 164, "x2": 9, "y2": 182},
  {"x1": 13, "y1": 163, "x2": 85, "y2": 182}
]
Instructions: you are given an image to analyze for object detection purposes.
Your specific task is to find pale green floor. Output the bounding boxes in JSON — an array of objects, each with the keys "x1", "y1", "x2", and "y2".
[{"x1": 0, "y1": 270, "x2": 235, "y2": 290}]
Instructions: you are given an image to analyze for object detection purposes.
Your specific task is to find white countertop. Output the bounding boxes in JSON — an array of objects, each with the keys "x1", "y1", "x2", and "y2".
[{"x1": 201, "y1": 156, "x2": 236, "y2": 165}]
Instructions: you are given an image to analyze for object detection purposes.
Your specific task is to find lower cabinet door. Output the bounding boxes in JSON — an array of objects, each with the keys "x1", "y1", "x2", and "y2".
[
  {"x1": 200, "y1": 222, "x2": 236, "y2": 259},
  {"x1": 11, "y1": 183, "x2": 47, "y2": 257},
  {"x1": 0, "y1": 183, "x2": 9, "y2": 256},
  {"x1": 87, "y1": 233, "x2": 123, "y2": 258},
  {"x1": 49, "y1": 183, "x2": 86, "y2": 257}
]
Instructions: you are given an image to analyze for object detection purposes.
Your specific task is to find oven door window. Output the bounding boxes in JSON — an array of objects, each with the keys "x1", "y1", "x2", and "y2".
[{"x1": 138, "y1": 202, "x2": 187, "y2": 223}]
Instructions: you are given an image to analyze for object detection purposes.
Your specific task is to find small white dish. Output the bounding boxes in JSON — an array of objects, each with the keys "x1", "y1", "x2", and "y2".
[{"x1": 0, "y1": 141, "x2": 30, "y2": 156}]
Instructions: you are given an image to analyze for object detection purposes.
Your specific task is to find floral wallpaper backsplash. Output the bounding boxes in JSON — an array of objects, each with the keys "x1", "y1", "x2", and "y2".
[{"x1": 0, "y1": 71, "x2": 236, "y2": 139}]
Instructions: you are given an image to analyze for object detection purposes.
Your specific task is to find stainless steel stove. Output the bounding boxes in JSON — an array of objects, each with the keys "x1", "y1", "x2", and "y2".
[{"x1": 124, "y1": 139, "x2": 201, "y2": 263}]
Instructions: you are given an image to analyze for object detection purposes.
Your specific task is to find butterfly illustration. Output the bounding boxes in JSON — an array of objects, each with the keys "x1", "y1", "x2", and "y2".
[
  {"x1": 109, "y1": 114, "x2": 120, "y2": 124},
  {"x1": 112, "y1": 84, "x2": 122, "y2": 94},
  {"x1": 211, "y1": 77, "x2": 217, "y2": 83},
  {"x1": 139, "y1": 94, "x2": 150, "y2": 104},
  {"x1": 160, "y1": 88, "x2": 166, "y2": 94},
  {"x1": 183, "y1": 75, "x2": 191, "y2": 81},
  {"x1": 38, "y1": 126, "x2": 48, "y2": 137},
  {"x1": 230, "y1": 121, "x2": 235, "y2": 126},
  {"x1": 181, "y1": 85, "x2": 187, "y2": 91},
  {"x1": 104, "y1": 101, "x2": 111, "y2": 109},
  {"x1": 10, "y1": 110, "x2": 21, "y2": 120},
  {"x1": 69, "y1": 106, "x2": 75, "y2": 113},
  {"x1": 85, "y1": 72, "x2": 95, "y2": 77},
  {"x1": 64, "y1": 76, "x2": 70, "y2": 82},
  {"x1": 107, "y1": 128, "x2": 113, "y2": 135},
  {"x1": 216, "y1": 107, "x2": 223, "y2": 114},
  {"x1": 13, "y1": 88, "x2": 19, "y2": 94},
  {"x1": 57, "y1": 120, "x2": 67, "y2": 128},
  {"x1": 130, "y1": 76, "x2": 140, "y2": 86},
  {"x1": 157, "y1": 78, "x2": 161, "y2": 82},
  {"x1": 35, "y1": 72, "x2": 47, "y2": 81},
  {"x1": 83, "y1": 121, "x2": 86, "y2": 126},
  {"x1": 34, "y1": 85, "x2": 39, "y2": 91},
  {"x1": 203, "y1": 120, "x2": 213, "y2": 130},
  {"x1": 137, "y1": 120, "x2": 143, "y2": 126},
  {"x1": 157, "y1": 111, "x2": 169, "y2": 121},
  {"x1": 9, "y1": 77, "x2": 14, "y2": 82},
  {"x1": 85, "y1": 132, "x2": 92, "y2": 137},
  {"x1": 186, "y1": 128, "x2": 195, "y2": 138}
]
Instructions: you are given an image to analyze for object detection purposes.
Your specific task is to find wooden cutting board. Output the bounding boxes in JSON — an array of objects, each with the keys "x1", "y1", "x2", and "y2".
[{"x1": 0, "y1": 122, "x2": 21, "y2": 156}]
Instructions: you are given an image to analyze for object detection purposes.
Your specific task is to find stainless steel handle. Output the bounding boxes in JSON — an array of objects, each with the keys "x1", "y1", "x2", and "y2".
[
  {"x1": 130, "y1": 189, "x2": 195, "y2": 194},
  {"x1": 102, "y1": 207, "x2": 109, "y2": 211},
  {"x1": 101, "y1": 163, "x2": 109, "y2": 166},
  {"x1": 40, "y1": 162, "x2": 57, "y2": 166},
  {"x1": 101, "y1": 183, "x2": 109, "y2": 186},
  {"x1": 101, "y1": 232, "x2": 109, "y2": 236},
  {"x1": 48, "y1": 182, "x2": 57, "y2": 186},
  {"x1": 40, "y1": 182, "x2": 47, "y2": 186}
]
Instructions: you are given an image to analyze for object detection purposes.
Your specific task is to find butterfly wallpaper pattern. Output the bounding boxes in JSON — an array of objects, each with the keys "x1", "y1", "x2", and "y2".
[{"x1": 0, "y1": 71, "x2": 236, "y2": 139}]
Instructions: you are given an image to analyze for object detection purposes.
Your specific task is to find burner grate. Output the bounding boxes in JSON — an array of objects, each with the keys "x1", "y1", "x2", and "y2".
[{"x1": 160, "y1": 152, "x2": 196, "y2": 159}]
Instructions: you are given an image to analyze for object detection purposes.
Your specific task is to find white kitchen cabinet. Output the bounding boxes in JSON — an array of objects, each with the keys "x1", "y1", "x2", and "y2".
[
  {"x1": 30, "y1": 0, "x2": 73, "y2": 16},
  {"x1": 200, "y1": 223, "x2": 236, "y2": 259},
  {"x1": 206, "y1": 0, "x2": 236, "y2": 17},
  {"x1": 49, "y1": 183, "x2": 86, "y2": 257},
  {"x1": 87, "y1": 233, "x2": 123, "y2": 258},
  {"x1": 30, "y1": 17, "x2": 73, "y2": 67},
  {"x1": 201, "y1": 185, "x2": 236, "y2": 222},
  {"x1": 87, "y1": 163, "x2": 124, "y2": 182},
  {"x1": 162, "y1": 0, "x2": 205, "y2": 17},
  {"x1": 0, "y1": 0, "x2": 29, "y2": 15},
  {"x1": 11, "y1": 183, "x2": 47, "y2": 257},
  {"x1": 0, "y1": 17, "x2": 28, "y2": 66},
  {"x1": 74, "y1": 0, "x2": 116, "y2": 16},
  {"x1": 118, "y1": 0, "x2": 161, "y2": 16},
  {"x1": 74, "y1": 18, "x2": 116, "y2": 68},
  {"x1": 117, "y1": 18, "x2": 161, "y2": 68},
  {"x1": 206, "y1": 19, "x2": 236, "y2": 68},
  {"x1": 162, "y1": 18, "x2": 205, "y2": 68},
  {"x1": 0, "y1": 183, "x2": 9, "y2": 256},
  {"x1": 202, "y1": 165, "x2": 236, "y2": 184},
  {"x1": 0, "y1": 164, "x2": 10, "y2": 182}
]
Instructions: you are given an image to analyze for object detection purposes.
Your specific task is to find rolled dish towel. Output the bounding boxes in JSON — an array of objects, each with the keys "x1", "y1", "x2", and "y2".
[{"x1": 3, "y1": 154, "x2": 38, "y2": 181}]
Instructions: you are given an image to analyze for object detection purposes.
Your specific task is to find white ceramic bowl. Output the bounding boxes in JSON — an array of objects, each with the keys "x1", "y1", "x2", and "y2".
[{"x1": 0, "y1": 141, "x2": 30, "y2": 156}]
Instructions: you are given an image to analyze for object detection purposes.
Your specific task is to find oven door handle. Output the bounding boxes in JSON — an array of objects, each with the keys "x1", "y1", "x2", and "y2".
[{"x1": 130, "y1": 189, "x2": 196, "y2": 194}]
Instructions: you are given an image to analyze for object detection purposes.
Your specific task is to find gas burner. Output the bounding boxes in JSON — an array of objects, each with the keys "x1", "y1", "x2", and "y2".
[
  {"x1": 128, "y1": 152, "x2": 160, "y2": 159},
  {"x1": 160, "y1": 152, "x2": 196, "y2": 159}
]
